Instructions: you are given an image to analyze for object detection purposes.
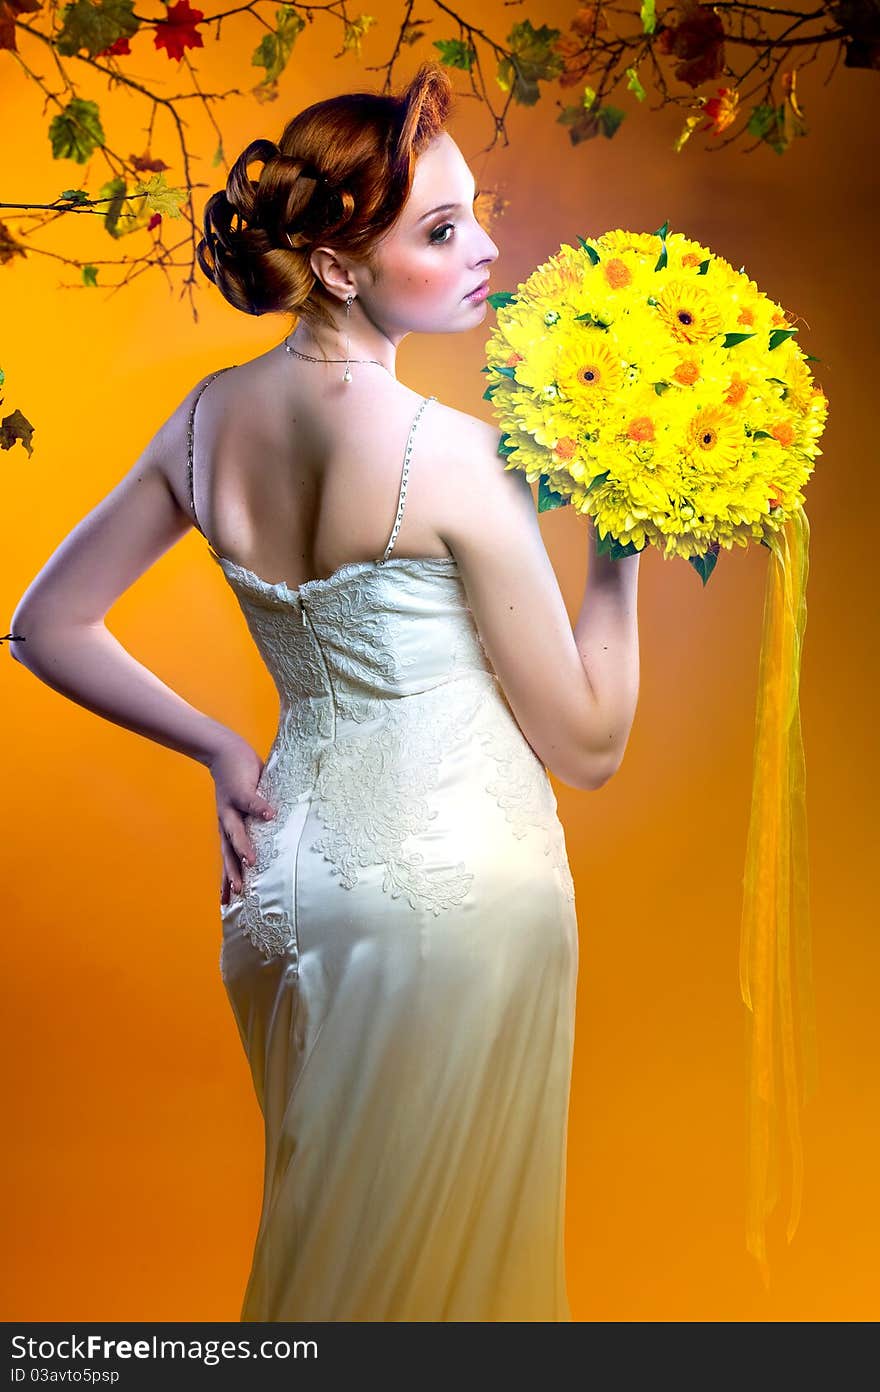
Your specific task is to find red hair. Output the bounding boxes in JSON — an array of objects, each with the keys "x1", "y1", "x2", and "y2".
[{"x1": 197, "y1": 63, "x2": 455, "y2": 331}]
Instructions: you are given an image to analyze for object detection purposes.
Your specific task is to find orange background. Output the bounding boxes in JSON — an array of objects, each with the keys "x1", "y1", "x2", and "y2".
[{"x1": 2, "y1": 1, "x2": 877, "y2": 1321}]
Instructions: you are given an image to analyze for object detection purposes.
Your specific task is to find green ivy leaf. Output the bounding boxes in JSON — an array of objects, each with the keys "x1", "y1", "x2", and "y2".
[
  {"x1": 434, "y1": 38, "x2": 476, "y2": 70},
  {"x1": 640, "y1": 0, "x2": 657, "y2": 35},
  {"x1": 49, "y1": 98, "x2": 105, "y2": 164},
  {"x1": 82, "y1": 264, "x2": 99, "y2": 286}
]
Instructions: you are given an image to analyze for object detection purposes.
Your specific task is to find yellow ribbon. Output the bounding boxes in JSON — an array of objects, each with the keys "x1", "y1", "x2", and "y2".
[{"x1": 739, "y1": 503, "x2": 818, "y2": 1287}]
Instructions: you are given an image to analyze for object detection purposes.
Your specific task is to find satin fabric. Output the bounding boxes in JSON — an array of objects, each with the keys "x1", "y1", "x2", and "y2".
[{"x1": 213, "y1": 549, "x2": 579, "y2": 1322}]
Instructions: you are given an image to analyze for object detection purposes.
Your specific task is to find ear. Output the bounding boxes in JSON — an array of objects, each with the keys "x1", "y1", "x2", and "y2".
[{"x1": 308, "y1": 246, "x2": 356, "y2": 303}]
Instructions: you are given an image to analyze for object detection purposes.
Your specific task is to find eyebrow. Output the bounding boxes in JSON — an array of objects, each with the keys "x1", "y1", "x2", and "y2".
[{"x1": 417, "y1": 182, "x2": 479, "y2": 224}]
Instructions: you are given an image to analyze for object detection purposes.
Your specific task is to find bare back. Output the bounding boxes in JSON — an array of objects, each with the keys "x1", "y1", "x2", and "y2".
[{"x1": 178, "y1": 347, "x2": 455, "y2": 590}]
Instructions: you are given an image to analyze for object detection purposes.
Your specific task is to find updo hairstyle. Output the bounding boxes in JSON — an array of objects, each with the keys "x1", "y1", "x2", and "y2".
[{"x1": 196, "y1": 62, "x2": 454, "y2": 334}]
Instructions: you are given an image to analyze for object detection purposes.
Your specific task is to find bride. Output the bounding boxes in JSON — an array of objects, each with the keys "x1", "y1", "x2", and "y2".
[{"x1": 8, "y1": 62, "x2": 641, "y2": 1321}]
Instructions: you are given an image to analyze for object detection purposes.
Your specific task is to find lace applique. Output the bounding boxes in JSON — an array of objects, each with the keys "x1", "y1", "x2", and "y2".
[
  {"x1": 309, "y1": 680, "x2": 490, "y2": 916},
  {"x1": 221, "y1": 700, "x2": 328, "y2": 966},
  {"x1": 478, "y1": 712, "x2": 577, "y2": 906}
]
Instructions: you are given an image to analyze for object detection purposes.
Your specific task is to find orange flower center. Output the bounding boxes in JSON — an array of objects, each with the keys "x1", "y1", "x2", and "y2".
[
  {"x1": 737, "y1": 307, "x2": 755, "y2": 326},
  {"x1": 505, "y1": 352, "x2": 523, "y2": 367},
  {"x1": 627, "y1": 416, "x2": 655, "y2": 442},
  {"x1": 681, "y1": 252, "x2": 702, "y2": 269},
  {"x1": 554, "y1": 436, "x2": 578, "y2": 459},
  {"x1": 772, "y1": 421, "x2": 795, "y2": 447},
  {"x1": 768, "y1": 484, "x2": 784, "y2": 510},
  {"x1": 725, "y1": 375, "x2": 747, "y2": 405},
  {"x1": 604, "y1": 257, "x2": 632, "y2": 289},
  {"x1": 674, "y1": 359, "x2": 700, "y2": 386},
  {"x1": 697, "y1": 426, "x2": 718, "y2": 451}
]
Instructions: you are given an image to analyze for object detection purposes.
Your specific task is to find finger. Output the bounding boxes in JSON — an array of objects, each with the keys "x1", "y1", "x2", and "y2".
[
  {"x1": 220, "y1": 815, "x2": 257, "y2": 871},
  {"x1": 220, "y1": 829, "x2": 246, "y2": 894},
  {"x1": 240, "y1": 792, "x2": 276, "y2": 824}
]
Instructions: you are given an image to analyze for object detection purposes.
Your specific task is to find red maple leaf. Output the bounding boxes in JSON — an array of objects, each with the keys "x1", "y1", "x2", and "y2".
[
  {"x1": 99, "y1": 35, "x2": 132, "y2": 56},
  {"x1": 153, "y1": 0, "x2": 205, "y2": 63}
]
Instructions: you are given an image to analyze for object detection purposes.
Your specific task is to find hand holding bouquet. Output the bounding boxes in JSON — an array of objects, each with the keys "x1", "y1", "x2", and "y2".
[{"x1": 482, "y1": 222, "x2": 829, "y2": 1282}]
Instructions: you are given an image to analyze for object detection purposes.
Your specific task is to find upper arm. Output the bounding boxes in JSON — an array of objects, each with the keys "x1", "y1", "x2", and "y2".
[
  {"x1": 10, "y1": 382, "x2": 206, "y2": 633},
  {"x1": 434, "y1": 411, "x2": 609, "y2": 791}
]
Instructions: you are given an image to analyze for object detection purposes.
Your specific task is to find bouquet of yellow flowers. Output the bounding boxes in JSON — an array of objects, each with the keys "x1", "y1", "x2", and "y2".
[{"x1": 483, "y1": 222, "x2": 829, "y2": 1284}]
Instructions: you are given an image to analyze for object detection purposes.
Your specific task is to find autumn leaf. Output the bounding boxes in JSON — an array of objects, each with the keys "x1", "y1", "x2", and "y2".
[
  {"x1": 341, "y1": 14, "x2": 375, "y2": 59},
  {"x1": 153, "y1": 0, "x2": 205, "y2": 63},
  {"x1": 0, "y1": 407, "x2": 35, "y2": 458},
  {"x1": 49, "y1": 98, "x2": 106, "y2": 163},
  {"x1": 252, "y1": 5, "x2": 305, "y2": 98},
  {"x1": 55, "y1": 0, "x2": 139, "y2": 60},
  {"x1": 497, "y1": 20, "x2": 564, "y2": 106},
  {"x1": 0, "y1": 0, "x2": 43, "y2": 55},
  {"x1": 434, "y1": 38, "x2": 476, "y2": 71},
  {"x1": 656, "y1": 0, "x2": 726, "y2": 88},
  {"x1": 132, "y1": 170, "x2": 187, "y2": 219}
]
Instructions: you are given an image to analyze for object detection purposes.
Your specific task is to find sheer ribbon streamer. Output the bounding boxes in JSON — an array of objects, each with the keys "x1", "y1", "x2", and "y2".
[{"x1": 739, "y1": 503, "x2": 818, "y2": 1286}]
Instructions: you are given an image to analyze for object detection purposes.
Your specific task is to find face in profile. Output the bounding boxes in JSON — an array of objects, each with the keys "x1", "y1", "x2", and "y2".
[{"x1": 346, "y1": 132, "x2": 499, "y2": 342}]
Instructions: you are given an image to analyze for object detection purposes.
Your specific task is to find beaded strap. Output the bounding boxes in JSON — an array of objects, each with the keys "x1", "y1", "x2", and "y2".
[
  {"x1": 380, "y1": 395, "x2": 437, "y2": 564},
  {"x1": 186, "y1": 366, "x2": 236, "y2": 535}
]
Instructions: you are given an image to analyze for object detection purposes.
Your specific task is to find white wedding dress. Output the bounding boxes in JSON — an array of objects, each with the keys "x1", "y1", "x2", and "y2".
[{"x1": 189, "y1": 370, "x2": 579, "y2": 1321}]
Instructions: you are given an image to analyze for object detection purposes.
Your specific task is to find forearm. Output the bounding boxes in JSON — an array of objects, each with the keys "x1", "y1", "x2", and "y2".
[
  {"x1": 8, "y1": 615, "x2": 232, "y2": 768},
  {"x1": 574, "y1": 519, "x2": 641, "y2": 771}
]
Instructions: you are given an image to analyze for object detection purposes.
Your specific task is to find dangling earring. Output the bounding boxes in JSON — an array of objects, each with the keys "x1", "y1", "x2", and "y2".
[{"x1": 343, "y1": 294, "x2": 354, "y2": 383}]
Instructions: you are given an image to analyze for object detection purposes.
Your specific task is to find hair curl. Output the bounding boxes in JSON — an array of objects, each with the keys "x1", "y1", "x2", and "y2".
[{"x1": 196, "y1": 63, "x2": 455, "y2": 332}]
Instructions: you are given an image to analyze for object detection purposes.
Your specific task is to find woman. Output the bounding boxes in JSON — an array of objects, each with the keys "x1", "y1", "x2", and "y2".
[{"x1": 9, "y1": 63, "x2": 641, "y2": 1321}]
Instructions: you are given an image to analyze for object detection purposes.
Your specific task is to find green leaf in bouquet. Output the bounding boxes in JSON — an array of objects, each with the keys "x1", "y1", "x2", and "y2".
[
  {"x1": 482, "y1": 382, "x2": 501, "y2": 401},
  {"x1": 577, "y1": 237, "x2": 600, "y2": 265},
  {"x1": 769, "y1": 328, "x2": 798, "y2": 350},
  {"x1": 804, "y1": 353, "x2": 821, "y2": 363},
  {"x1": 654, "y1": 241, "x2": 668, "y2": 272},
  {"x1": 751, "y1": 430, "x2": 774, "y2": 441},
  {"x1": 585, "y1": 470, "x2": 611, "y2": 490},
  {"x1": 688, "y1": 543, "x2": 720, "y2": 586},
  {"x1": 487, "y1": 290, "x2": 517, "y2": 310},
  {"x1": 697, "y1": 258, "x2": 711, "y2": 275},
  {"x1": 722, "y1": 331, "x2": 756, "y2": 347},
  {"x1": 490, "y1": 364, "x2": 518, "y2": 380},
  {"x1": 537, "y1": 475, "x2": 570, "y2": 511},
  {"x1": 595, "y1": 528, "x2": 642, "y2": 559},
  {"x1": 574, "y1": 311, "x2": 611, "y2": 330},
  {"x1": 497, "y1": 432, "x2": 516, "y2": 458},
  {"x1": 654, "y1": 380, "x2": 671, "y2": 395}
]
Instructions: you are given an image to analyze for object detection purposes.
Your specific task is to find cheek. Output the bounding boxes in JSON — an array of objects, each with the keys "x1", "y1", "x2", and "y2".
[{"x1": 396, "y1": 252, "x2": 460, "y2": 298}]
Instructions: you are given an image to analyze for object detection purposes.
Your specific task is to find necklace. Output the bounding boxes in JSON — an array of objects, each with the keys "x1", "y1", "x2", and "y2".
[{"x1": 284, "y1": 335, "x2": 390, "y2": 375}]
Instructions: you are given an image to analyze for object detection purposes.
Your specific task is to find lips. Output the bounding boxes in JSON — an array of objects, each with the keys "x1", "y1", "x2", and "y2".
[{"x1": 465, "y1": 278, "x2": 490, "y2": 298}]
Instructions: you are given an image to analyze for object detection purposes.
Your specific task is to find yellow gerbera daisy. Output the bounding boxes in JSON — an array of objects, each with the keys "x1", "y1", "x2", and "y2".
[
  {"x1": 684, "y1": 404, "x2": 743, "y2": 471},
  {"x1": 655, "y1": 279, "x2": 726, "y2": 344},
  {"x1": 556, "y1": 336, "x2": 626, "y2": 399}
]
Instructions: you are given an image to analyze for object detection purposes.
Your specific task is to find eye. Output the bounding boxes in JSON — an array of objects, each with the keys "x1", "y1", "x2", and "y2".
[{"x1": 430, "y1": 222, "x2": 455, "y2": 245}]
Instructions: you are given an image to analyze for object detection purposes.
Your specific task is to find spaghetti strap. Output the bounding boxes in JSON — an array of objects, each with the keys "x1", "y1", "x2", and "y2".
[
  {"x1": 186, "y1": 366, "x2": 237, "y2": 537},
  {"x1": 379, "y1": 395, "x2": 437, "y2": 564}
]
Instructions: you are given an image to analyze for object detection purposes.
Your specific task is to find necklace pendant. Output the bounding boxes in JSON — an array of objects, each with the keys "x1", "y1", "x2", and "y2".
[{"x1": 342, "y1": 366, "x2": 352, "y2": 383}]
